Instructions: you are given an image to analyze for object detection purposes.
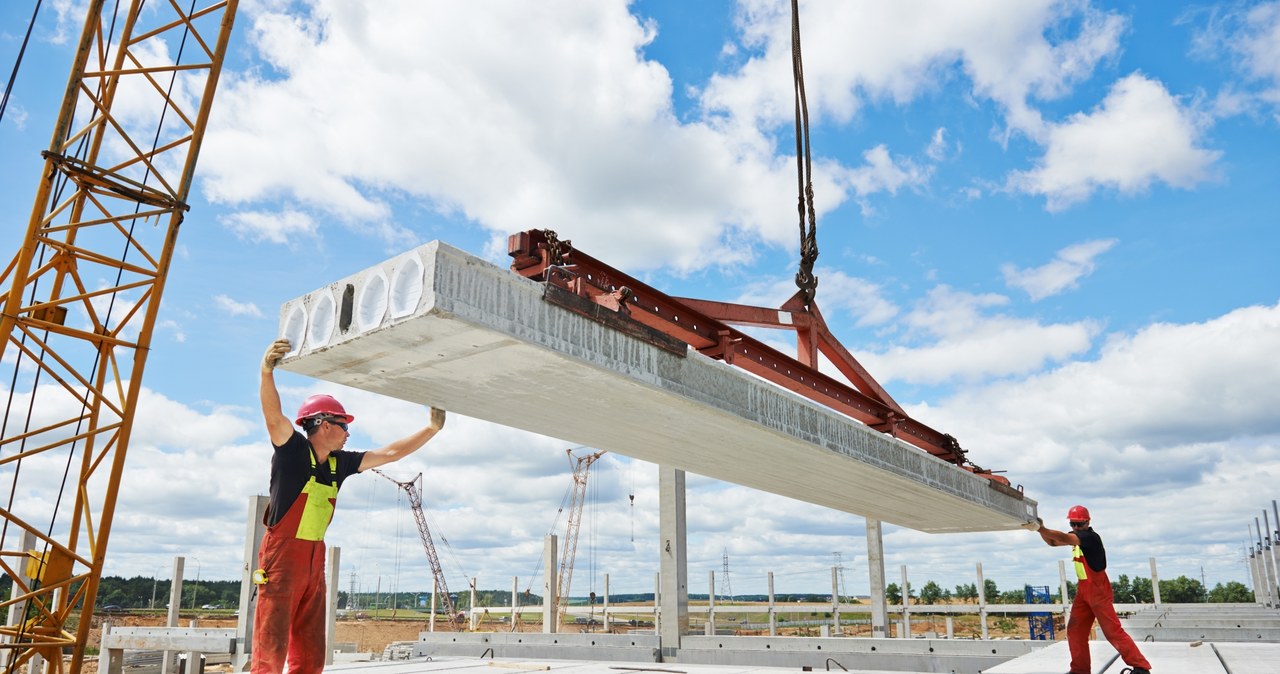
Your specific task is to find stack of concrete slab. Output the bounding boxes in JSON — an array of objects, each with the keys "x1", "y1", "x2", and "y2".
[
  {"x1": 277, "y1": 241, "x2": 1035, "y2": 533},
  {"x1": 1121, "y1": 604, "x2": 1280, "y2": 642}
]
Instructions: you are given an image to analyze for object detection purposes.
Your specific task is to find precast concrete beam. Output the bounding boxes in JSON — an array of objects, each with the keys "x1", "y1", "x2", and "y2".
[{"x1": 277, "y1": 241, "x2": 1037, "y2": 533}]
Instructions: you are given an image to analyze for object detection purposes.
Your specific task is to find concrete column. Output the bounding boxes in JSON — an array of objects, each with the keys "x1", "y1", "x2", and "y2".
[
  {"x1": 767, "y1": 572, "x2": 776, "y2": 636},
  {"x1": 865, "y1": 519, "x2": 888, "y2": 638},
  {"x1": 976, "y1": 563, "x2": 988, "y2": 640},
  {"x1": 511, "y1": 577, "x2": 519, "y2": 630},
  {"x1": 1247, "y1": 548, "x2": 1261, "y2": 605},
  {"x1": 543, "y1": 535, "x2": 557, "y2": 633},
  {"x1": 603, "y1": 574, "x2": 610, "y2": 631},
  {"x1": 658, "y1": 465, "x2": 688, "y2": 656},
  {"x1": 945, "y1": 615, "x2": 954, "y2": 638},
  {"x1": 900, "y1": 565, "x2": 911, "y2": 639},
  {"x1": 1255, "y1": 521, "x2": 1274, "y2": 607},
  {"x1": 1148, "y1": 557, "x2": 1162, "y2": 606},
  {"x1": 161, "y1": 557, "x2": 185, "y2": 674},
  {"x1": 1262, "y1": 512, "x2": 1279, "y2": 608},
  {"x1": 232, "y1": 496, "x2": 268, "y2": 671},
  {"x1": 430, "y1": 579, "x2": 437, "y2": 632},
  {"x1": 1058, "y1": 560, "x2": 1071, "y2": 626},
  {"x1": 325, "y1": 547, "x2": 340, "y2": 665},
  {"x1": 469, "y1": 578, "x2": 478, "y2": 630},
  {"x1": 1270, "y1": 503, "x2": 1280, "y2": 603},
  {"x1": 706, "y1": 571, "x2": 716, "y2": 635},
  {"x1": 654, "y1": 572, "x2": 661, "y2": 634},
  {"x1": 1, "y1": 530, "x2": 36, "y2": 670},
  {"x1": 831, "y1": 566, "x2": 841, "y2": 635}
]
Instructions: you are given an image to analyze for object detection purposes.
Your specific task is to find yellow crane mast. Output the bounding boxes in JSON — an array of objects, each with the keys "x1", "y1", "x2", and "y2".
[
  {"x1": 556, "y1": 448, "x2": 605, "y2": 631},
  {"x1": 0, "y1": 2, "x2": 238, "y2": 671}
]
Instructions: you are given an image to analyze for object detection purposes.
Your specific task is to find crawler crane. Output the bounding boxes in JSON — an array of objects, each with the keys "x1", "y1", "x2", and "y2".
[
  {"x1": 556, "y1": 448, "x2": 605, "y2": 631},
  {"x1": 372, "y1": 469, "x2": 464, "y2": 629}
]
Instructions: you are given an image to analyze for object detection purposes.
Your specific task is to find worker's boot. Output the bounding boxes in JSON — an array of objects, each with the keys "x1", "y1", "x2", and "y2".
[{"x1": 1120, "y1": 668, "x2": 1150, "y2": 674}]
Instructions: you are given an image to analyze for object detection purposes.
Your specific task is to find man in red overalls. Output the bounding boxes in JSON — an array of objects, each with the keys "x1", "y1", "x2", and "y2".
[
  {"x1": 255, "y1": 338, "x2": 447, "y2": 673},
  {"x1": 1031, "y1": 506, "x2": 1153, "y2": 674}
]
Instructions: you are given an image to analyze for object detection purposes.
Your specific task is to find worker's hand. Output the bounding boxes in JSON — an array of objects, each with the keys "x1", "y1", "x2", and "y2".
[
  {"x1": 262, "y1": 339, "x2": 291, "y2": 374},
  {"x1": 428, "y1": 406, "x2": 446, "y2": 430}
]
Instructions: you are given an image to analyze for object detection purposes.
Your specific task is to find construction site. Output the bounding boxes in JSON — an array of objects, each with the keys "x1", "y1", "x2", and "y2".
[{"x1": 2, "y1": 2, "x2": 1279, "y2": 674}]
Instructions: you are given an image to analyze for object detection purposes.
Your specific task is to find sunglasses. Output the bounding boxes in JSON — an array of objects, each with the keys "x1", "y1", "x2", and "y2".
[
  {"x1": 323, "y1": 418, "x2": 348, "y2": 432},
  {"x1": 1069, "y1": 521, "x2": 1088, "y2": 528}
]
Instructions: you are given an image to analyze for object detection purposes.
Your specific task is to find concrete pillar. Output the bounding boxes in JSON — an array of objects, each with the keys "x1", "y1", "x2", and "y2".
[
  {"x1": 654, "y1": 572, "x2": 661, "y2": 634},
  {"x1": 161, "y1": 557, "x2": 185, "y2": 674},
  {"x1": 900, "y1": 565, "x2": 911, "y2": 639},
  {"x1": 543, "y1": 535, "x2": 557, "y2": 633},
  {"x1": 831, "y1": 566, "x2": 841, "y2": 635},
  {"x1": 1262, "y1": 512, "x2": 1279, "y2": 608},
  {"x1": 325, "y1": 547, "x2": 340, "y2": 665},
  {"x1": 469, "y1": 578, "x2": 478, "y2": 630},
  {"x1": 945, "y1": 615, "x2": 954, "y2": 638},
  {"x1": 430, "y1": 579, "x2": 437, "y2": 632},
  {"x1": 511, "y1": 576, "x2": 519, "y2": 630},
  {"x1": 232, "y1": 496, "x2": 268, "y2": 671},
  {"x1": 1, "y1": 530, "x2": 36, "y2": 671},
  {"x1": 1255, "y1": 521, "x2": 1274, "y2": 607},
  {"x1": 1149, "y1": 557, "x2": 1162, "y2": 606},
  {"x1": 866, "y1": 519, "x2": 888, "y2": 638},
  {"x1": 706, "y1": 571, "x2": 716, "y2": 635},
  {"x1": 1058, "y1": 560, "x2": 1071, "y2": 626},
  {"x1": 658, "y1": 465, "x2": 688, "y2": 657},
  {"x1": 976, "y1": 563, "x2": 988, "y2": 640},
  {"x1": 1247, "y1": 548, "x2": 1261, "y2": 605},
  {"x1": 603, "y1": 574, "x2": 610, "y2": 631},
  {"x1": 767, "y1": 572, "x2": 777, "y2": 636},
  {"x1": 1270, "y1": 502, "x2": 1280, "y2": 603}
]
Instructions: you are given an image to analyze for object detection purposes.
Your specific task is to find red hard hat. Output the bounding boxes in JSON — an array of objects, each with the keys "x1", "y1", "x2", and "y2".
[
  {"x1": 294, "y1": 394, "x2": 355, "y2": 426},
  {"x1": 1067, "y1": 505, "x2": 1090, "y2": 522}
]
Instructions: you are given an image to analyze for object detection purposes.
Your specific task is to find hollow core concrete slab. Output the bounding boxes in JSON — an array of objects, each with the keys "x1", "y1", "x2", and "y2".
[{"x1": 277, "y1": 241, "x2": 1036, "y2": 533}]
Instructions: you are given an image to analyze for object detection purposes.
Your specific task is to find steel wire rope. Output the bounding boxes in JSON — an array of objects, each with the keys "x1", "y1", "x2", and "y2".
[
  {"x1": 0, "y1": 0, "x2": 44, "y2": 127},
  {"x1": 789, "y1": 0, "x2": 819, "y2": 311}
]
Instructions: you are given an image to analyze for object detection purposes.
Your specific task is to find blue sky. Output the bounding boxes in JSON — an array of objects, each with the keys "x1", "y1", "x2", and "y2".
[{"x1": 2, "y1": 0, "x2": 1279, "y2": 603}]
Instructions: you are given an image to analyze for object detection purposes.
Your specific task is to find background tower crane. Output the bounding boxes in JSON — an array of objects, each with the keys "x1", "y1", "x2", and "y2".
[
  {"x1": 0, "y1": 2, "x2": 238, "y2": 671},
  {"x1": 556, "y1": 447, "x2": 605, "y2": 631},
  {"x1": 372, "y1": 469, "x2": 463, "y2": 629}
]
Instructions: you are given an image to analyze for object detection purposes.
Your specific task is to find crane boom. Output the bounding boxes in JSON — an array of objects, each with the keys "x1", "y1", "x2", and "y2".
[
  {"x1": 373, "y1": 469, "x2": 462, "y2": 628},
  {"x1": 0, "y1": 2, "x2": 238, "y2": 671},
  {"x1": 556, "y1": 448, "x2": 605, "y2": 630}
]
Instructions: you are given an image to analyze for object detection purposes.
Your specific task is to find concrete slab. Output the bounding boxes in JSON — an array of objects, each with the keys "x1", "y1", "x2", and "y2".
[
  {"x1": 1212, "y1": 642, "x2": 1280, "y2": 674},
  {"x1": 278, "y1": 241, "x2": 1035, "y2": 533},
  {"x1": 1101, "y1": 642, "x2": 1223, "y2": 673},
  {"x1": 982, "y1": 641, "x2": 1117, "y2": 673},
  {"x1": 325, "y1": 654, "x2": 934, "y2": 674}
]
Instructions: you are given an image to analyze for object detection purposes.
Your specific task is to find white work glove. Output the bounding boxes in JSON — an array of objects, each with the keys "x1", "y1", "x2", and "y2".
[{"x1": 1022, "y1": 518, "x2": 1041, "y2": 532}]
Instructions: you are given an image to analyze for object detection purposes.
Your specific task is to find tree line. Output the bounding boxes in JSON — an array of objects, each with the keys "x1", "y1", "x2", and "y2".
[
  {"x1": 0, "y1": 574, "x2": 1256, "y2": 613},
  {"x1": 886, "y1": 575, "x2": 1252, "y2": 605}
]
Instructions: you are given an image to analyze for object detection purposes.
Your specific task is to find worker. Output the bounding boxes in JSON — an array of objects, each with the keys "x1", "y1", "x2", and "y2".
[
  {"x1": 254, "y1": 338, "x2": 447, "y2": 673},
  {"x1": 1028, "y1": 506, "x2": 1152, "y2": 674}
]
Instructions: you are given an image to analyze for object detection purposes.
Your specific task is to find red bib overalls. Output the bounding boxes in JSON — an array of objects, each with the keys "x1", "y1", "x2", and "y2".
[
  {"x1": 1067, "y1": 544, "x2": 1151, "y2": 674},
  {"x1": 251, "y1": 452, "x2": 339, "y2": 674}
]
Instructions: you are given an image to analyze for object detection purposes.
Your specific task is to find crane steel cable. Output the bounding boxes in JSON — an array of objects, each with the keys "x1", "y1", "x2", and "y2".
[
  {"x1": 0, "y1": 0, "x2": 43, "y2": 126},
  {"x1": 790, "y1": 0, "x2": 819, "y2": 311}
]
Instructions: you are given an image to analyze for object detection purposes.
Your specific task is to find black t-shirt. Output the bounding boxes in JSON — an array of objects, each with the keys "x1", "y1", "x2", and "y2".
[
  {"x1": 1075, "y1": 526, "x2": 1107, "y2": 573},
  {"x1": 266, "y1": 430, "x2": 365, "y2": 527}
]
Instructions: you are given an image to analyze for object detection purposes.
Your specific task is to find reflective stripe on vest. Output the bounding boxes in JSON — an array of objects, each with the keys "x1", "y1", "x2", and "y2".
[
  {"x1": 296, "y1": 452, "x2": 339, "y2": 542},
  {"x1": 1072, "y1": 544, "x2": 1088, "y2": 581}
]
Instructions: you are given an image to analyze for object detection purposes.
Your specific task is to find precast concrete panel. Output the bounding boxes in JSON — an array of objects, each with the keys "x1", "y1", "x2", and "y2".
[{"x1": 277, "y1": 241, "x2": 1037, "y2": 533}]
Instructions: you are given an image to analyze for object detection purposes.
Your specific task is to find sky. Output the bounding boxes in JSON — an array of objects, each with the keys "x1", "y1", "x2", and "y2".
[{"x1": 1, "y1": 0, "x2": 1279, "y2": 605}]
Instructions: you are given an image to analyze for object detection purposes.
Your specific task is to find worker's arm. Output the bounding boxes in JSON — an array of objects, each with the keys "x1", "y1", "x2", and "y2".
[
  {"x1": 1030, "y1": 518, "x2": 1080, "y2": 547},
  {"x1": 260, "y1": 339, "x2": 296, "y2": 447},
  {"x1": 358, "y1": 407, "x2": 446, "y2": 472}
]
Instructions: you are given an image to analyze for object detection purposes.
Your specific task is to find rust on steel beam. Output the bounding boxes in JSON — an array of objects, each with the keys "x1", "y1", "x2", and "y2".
[{"x1": 508, "y1": 229, "x2": 1008, "y2": 485}]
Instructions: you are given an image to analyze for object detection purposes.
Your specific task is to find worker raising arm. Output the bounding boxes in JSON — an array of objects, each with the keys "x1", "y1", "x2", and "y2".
[{"x1": 254, "y1": 338, "x2": 446, "y2": 674}]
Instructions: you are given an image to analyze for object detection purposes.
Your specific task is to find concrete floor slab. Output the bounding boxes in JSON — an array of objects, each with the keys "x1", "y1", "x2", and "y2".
[
  {"x1": 278, "y1": 242, "x2": 1035, "y2": 533},
  {"x1": 326, "y1": 655, "x2": 934, "y2": 674},
  {"x1": 1211, "y1": 642, "x2": 1280, "y2": 674},
  {"x1": 983, "y1": 641, "x2": 1117, "y2": 673}
]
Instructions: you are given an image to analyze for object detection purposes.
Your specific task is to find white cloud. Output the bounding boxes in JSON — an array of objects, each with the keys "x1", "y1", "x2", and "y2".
[
  {"x1": 731, "y1": 268, "x2": 898, "y2": 328},
  {"x1": 1002, "y1": 238, "x2": 1118, "y2": 301},
  {"x1": 212, "y1": 294, "x2": 264, "y2": 318},
  {"x1": 220, "y1": 209, "x2": 317, "y2": 245},
  {"x1": 855, "y1": 286, "x2": 1100, "y2": 384},
  {"x1": 1009, "y1": 73, "x2": 1221, "y2": 210}
]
